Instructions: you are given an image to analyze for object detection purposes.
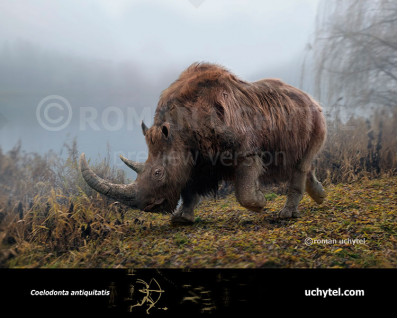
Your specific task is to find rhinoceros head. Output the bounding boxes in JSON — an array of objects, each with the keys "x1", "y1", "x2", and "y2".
[{"x1": 80, "y1": 121, "x2": 193, "y2": 213}]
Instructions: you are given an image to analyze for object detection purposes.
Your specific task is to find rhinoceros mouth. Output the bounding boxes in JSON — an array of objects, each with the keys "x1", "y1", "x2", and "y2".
[
  {"x1": 81, "y1": 152, "x2": 172, "y2": 213},
  {"x1": 143, "y1": 198, "x2": 166, "y2": 212}
]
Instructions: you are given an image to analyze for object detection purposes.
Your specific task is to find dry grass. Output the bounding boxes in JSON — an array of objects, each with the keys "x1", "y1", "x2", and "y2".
[
  {"x1": 316, "y1": 112, "x2": 396, "y2": 184},
  {"x1": 1, "y1": 177, "x2": 396, "y2": 268},
  {"x1": 0, "y1": 112, "x2": 396, "y2": 268}
]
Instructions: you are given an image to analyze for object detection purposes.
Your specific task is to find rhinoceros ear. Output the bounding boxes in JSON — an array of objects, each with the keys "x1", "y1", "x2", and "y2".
[
  {"x1": 141, "y1": 121, "x2": 149, "y2": 136},
  {"x1": 162, "y1": 122, "x2": 170, "y2": 139}
]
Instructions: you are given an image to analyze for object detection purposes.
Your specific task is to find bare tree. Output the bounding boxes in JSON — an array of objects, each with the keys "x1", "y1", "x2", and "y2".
[{"x1": 308, "y1": 0, "x2": 396, "y2": 119}]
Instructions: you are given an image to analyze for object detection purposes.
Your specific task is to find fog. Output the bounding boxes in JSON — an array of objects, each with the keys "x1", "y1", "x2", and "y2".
[{"x1": 0, "y1": 0, "x2": 319, "y2": 175}]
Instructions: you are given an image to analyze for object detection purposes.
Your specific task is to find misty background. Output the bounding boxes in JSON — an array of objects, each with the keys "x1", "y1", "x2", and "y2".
[
  {"x1": 0, "y1": 0, "x2": 319, "y2": 176},
  {"x1": 0, "y1": 0, "x2": 395, "y2": 180}
]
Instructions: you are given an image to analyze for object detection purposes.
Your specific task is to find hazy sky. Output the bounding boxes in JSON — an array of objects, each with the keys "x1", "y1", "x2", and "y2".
[
  {"x1": 0, "y1": 0, "x2": 321, "y2": 163},
  {"x1": 0, "y1": 0, "x2": 319, "y2": 79}
]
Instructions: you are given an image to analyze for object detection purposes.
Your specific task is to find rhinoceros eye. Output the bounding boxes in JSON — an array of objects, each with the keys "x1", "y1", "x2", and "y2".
[{"x1": 152, "y1": 167, "x2": 165, "y2": 180}]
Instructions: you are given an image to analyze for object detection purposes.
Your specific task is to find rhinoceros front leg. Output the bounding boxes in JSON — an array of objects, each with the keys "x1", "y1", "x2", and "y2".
[
  {"x1": 171, "y1": 190, "x2": 200, "y2": 224},
  {"x1": 235, "y1": 155, "x2": 267, "y2": 212},
  {"x1": 279, "y1": 168, "x2": 306, "y2": 219}
]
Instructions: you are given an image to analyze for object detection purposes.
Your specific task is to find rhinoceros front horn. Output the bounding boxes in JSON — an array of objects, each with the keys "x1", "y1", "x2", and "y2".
[
  {"x1": 119, "y1": 155, "x2": 144, "y2": 174},
  {"x1": 79, "y1": 153, "x2": 139, "y2": 208}
]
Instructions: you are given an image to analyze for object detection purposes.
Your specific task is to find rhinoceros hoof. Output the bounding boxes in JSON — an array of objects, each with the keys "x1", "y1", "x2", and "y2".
[
  {"x1": 313, "y1": 185, "x2": 326, "y2": 204},
  {"x1": 171, "y1": 214, "x2": 194, "y2": 224},
  {"x1": 307, "y1": 182, "x2": 326, "y2": 204},
  {"x1": 278, "y1": 207, "x2": 299, "y2": 219}
]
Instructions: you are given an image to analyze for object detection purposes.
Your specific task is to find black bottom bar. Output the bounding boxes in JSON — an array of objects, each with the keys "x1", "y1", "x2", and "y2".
[{"x1": 0, "y1": 268, "x2": 396, "y2": 317}]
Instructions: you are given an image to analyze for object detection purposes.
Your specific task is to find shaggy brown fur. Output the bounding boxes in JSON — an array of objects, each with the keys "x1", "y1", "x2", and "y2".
[
  {"x1": 81, "y1": 62, "x2": 327, "y2": 222},
  {"x1": 153, "y1": 63, "x2": 325, "y2": 185}
]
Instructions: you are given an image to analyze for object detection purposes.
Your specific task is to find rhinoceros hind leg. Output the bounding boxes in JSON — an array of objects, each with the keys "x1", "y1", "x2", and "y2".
[
  {"x1": 235, "y1": 155, "x2": 267, "y2": 212},
  {"x1": 278, "y1": 169, "x2": 306, "y2": 219},
  {"x1": 171, "y1": 192, "x2": 200, "y2": 224},
  {"x1": 306, "y1": 169, "x2": 326, "y2": 204}
]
